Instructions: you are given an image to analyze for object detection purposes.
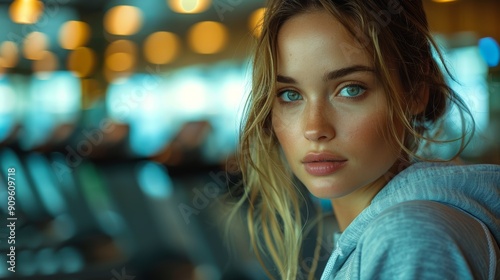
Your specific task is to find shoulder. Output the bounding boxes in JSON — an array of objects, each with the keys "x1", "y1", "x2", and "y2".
[
  {"x1": 357, "y1": 200, "x2": 495, "y2": 279},
  {"x1": 395, "y1": 162, "x2": 500, "y2": 183},
  {"x1": 362, "y1": 200, "x2": 480, "y2": 244}
]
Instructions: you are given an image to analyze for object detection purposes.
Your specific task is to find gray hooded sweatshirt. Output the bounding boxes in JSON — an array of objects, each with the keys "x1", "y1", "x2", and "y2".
[{"x1": 320, "y1": 162, "x2": 500, "y2": 280}]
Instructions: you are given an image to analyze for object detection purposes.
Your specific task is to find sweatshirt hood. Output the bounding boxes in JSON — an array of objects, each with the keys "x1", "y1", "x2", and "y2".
[{"x1": 324, "y1": 162, "x2": 500, "y2": 275}]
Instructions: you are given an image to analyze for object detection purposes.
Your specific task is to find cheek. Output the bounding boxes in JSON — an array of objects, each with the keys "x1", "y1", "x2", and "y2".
[
  {"x1": 374, "y1": 114, "x2": 401, "y2": 161},
  {"x1": 272, "y1": 108, "x2": 301, "y2": 153},
  {"x1": 272, "y1": 105, "x2": 293, "y2": 134},
  {"x1": 272, "y1": 111, "x2": 289, "y2": 147},
  {"x1": 352, "y1": 111, "x2": 399, "y2": 159},
  {"x1": 271, "y1": 109, "x2": 284, "y2": 135}
]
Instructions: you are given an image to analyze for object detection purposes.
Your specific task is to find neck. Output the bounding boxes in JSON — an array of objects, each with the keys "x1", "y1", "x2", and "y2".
[{"x1": 331, "y1": 173, "x2": 390, "y2": 232}]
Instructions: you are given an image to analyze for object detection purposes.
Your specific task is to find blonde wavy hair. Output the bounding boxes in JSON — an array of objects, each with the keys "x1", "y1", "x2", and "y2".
[{"x1": 229, "y1": 0, "x2": 473, "y2": 279}]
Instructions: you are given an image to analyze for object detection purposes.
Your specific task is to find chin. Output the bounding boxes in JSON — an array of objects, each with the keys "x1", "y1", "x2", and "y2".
[{"x1": 305, "y1": 181, "x2": 352, "y2": 199}]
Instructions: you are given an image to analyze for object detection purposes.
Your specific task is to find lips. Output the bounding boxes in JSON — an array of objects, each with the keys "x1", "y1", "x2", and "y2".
[
  {"x1": 302, "y1": 152, "x2": 347, "y2": 163},
  {"x1": 302, "y1": 152, "x2": 347, "y2": 176}
]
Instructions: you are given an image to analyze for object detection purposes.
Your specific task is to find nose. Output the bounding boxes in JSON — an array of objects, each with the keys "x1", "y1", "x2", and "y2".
[{"x1": 303, "y1": 103, "x2": 335, "y2": 142}]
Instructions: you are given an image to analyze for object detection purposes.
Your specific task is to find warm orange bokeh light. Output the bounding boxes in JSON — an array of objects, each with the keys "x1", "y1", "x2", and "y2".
[
  {"x1": 67, "y1": 47, "x2": 96, "y2": 77},
  {"x1": 23, "y1": 32, "x2": 48, "y2": 60},
  {"x1": 0, "y1": 59, "x2": 6, "y2": 75},
  {"x1": 105, "y1": 40, "x2": 137, "y2": 72},
  {"x1": 104, "y1": 5, "x2": 143, "y2": 36},
  {"x1": 0, "y1": 41, "x2": 19, "y2": 68},
  {"x1": 168, "y1": 0, "x2": 211, "y2": 14},
  {"x1": 32, "y1": 50, "x2": 58, "y2": 73},
  {"x1": 188, "y1": 21, "x2": 228, "y2": 54},
  {"x1": 248, "y1": 8, "x2": 266, "y2": 38},
  {"x1": 59, "y1": 21, "x2": 91, "y2": 50},
  {"x1": 144, "y1": 32, "x2": 181, "y2": 64},
  {"x1": 9, "y1": 0, "x2": 44, "y2": 24},
  {"x1": 107, "y1": 53, "x2": 134, "y2": 72}
]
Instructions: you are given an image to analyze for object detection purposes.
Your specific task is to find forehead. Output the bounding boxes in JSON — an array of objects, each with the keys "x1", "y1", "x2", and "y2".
[{"x1": 276, "y1": 10, "x2": 372, "y2": 73}]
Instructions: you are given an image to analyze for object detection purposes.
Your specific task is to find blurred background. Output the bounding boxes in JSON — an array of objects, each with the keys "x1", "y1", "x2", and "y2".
[{"x1": 0, "y1": 0, "x2": 499, "y2": 279}]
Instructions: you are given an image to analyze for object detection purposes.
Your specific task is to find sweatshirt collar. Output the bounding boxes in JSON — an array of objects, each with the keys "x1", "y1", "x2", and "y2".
[{"x1": 321, "y1": 162, "x2": 500, "y2": 279}]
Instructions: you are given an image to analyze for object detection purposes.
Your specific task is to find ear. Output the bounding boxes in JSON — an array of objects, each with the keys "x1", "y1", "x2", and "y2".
[{"x1": 411, "y1": 82, "x2": 429, "y2": 115}]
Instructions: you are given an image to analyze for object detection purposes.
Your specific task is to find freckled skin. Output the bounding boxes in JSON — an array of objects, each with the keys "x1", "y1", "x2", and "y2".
[{"x1": 272, "y1": 10, "x2": 402, "y2": 202}]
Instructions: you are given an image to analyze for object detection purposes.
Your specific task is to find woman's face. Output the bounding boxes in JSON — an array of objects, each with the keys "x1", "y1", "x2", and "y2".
[{"x1": 272, "y1": 10, "x2": 402, "y2": 199}]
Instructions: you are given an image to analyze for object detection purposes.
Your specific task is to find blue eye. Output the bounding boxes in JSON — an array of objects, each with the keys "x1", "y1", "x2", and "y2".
[
  {"x1": 278, "y1": 90, "x2": 303, "y2": 102},
  {"x1": 339, "y1": 84, "x2": 366, "y2": 98}
]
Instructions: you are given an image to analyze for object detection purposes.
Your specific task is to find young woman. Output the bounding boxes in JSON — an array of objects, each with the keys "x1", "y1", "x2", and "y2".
[{"x1": 231, "y1": 0, "x2": 500, "y2": 279}]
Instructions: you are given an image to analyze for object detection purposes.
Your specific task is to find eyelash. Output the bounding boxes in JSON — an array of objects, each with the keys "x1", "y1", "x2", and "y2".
[
  {"x1": 276, "y1": 83, "x2": 368, "y2": 104},
  {"x1": 276, "y1": 89, "x2": 302, "y2": 103},
  {"x1": 338, "y1": 83, "x2": 367, "y2": 100}
]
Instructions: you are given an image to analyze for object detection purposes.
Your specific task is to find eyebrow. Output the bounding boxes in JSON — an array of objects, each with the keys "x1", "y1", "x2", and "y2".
[{"x1": 276, "y1": 65, "x2": 374, "y2": 84}]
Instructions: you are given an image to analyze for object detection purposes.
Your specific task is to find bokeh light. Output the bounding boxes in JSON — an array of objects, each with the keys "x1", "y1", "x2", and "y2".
[
  {"x1": 188, "y1": 21, "x2": 228, "y2": 54},
  {"x1": 0, "y1": 82, "x2": 16, "y2": 115},
  {"x1": 0, "y1": 60, "x2": 5, "y2": 76},
  {"x1": 107, "y1": 53, "x2": 134, "y2": 72},
  {"x1": 32, "y1": 51, "x2": 58, "y2": 73},
  {"x1": 59, "y1": 21, "x2": 91, "y2": 50},
  {"x1": 143, "y1": 31, "x2": 181, "y2": 64},
  {"x1": 67, "y1": 47, "x2": 96, "y2": 77},
  {"x1": 9, "y1": 0, "x2": 44, "y2": 24},
  {"x1": 105, "y1": 40, "x2": 137, "y2": 72},
  {"x1": 0, "y1": 41, "x2": 19, "y2": 68},
  {"x1": 137, "y1": 161, "x2": 174, "y2": 199},
  {"x1": 23, "y1": 32, "x2": 49, "y2": 60},
  {"x1": 168, "y1": 0, "x2": 211, "y2": 14},
  {"x1": 248, "y1": 8, "x2": 266, "y2": 38},
  {"x1": 104, "y1": 5, "x2": 143, "y2": 36},
  {"x1": 479, "y1": 37, "x2": 500, "y2": 67}
]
